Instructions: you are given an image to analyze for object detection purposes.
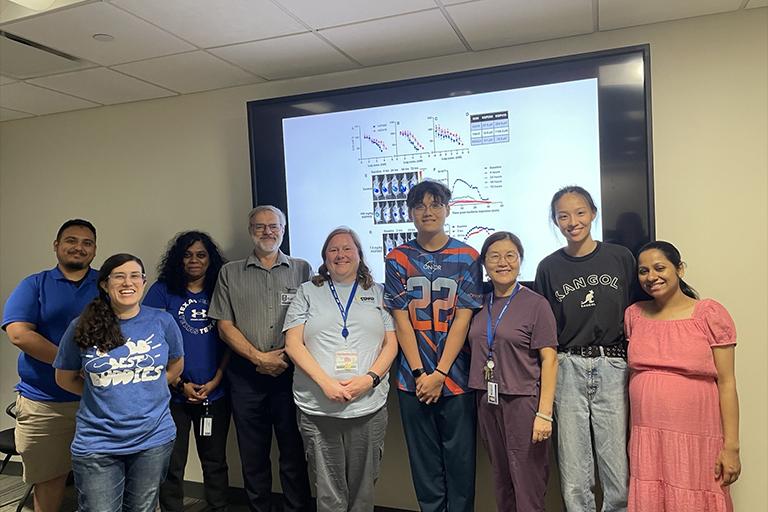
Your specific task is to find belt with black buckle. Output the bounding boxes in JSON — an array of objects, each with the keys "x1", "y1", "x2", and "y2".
[{"x1": 558, "y1": 344, "x2": 627, "y2": 359}]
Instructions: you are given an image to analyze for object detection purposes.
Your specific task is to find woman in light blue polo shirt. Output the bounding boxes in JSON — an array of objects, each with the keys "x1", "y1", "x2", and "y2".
[
  {"x1": 284, "y1": 227, "x2": 397, "y2": 512},
  {"x1": 54, "y1": 253, "x2": 184, "y2": 512}
]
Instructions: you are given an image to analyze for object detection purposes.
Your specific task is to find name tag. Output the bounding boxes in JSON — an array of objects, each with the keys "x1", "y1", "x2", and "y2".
[
  {"x1": 487, "y1": 381, "x2": 499, "y2": 405},
  {"x1": 335, "y1": 350, "x2": 359, "y2": 374},
  {"x1": 200, "y1": 416, "x2": 213, "y2": 437},
  {"x1": 281, "y1": 292, "x2": 296, "y2": 306}
]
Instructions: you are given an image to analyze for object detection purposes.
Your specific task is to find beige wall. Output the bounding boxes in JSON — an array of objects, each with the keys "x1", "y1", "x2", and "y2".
[{"x1": 1, "y1": 7, "x2": 765, "y2": 511}]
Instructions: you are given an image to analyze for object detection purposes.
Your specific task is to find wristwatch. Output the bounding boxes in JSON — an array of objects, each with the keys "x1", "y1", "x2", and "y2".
[
  {"x1": 367, "y1": 371, "x2": 381, "y2": 388},
  {"x1": 412, "y1": 367, "x2": 426, "y2": 379}
]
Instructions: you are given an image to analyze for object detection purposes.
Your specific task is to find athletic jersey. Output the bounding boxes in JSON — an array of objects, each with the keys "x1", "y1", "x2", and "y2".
[{"x1": 384, "y1": 237, "x2": 482, "y2": 395}]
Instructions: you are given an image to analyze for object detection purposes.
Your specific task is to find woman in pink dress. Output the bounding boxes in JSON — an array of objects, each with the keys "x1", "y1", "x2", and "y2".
[{"x1": 625, "y1": 241, "x2": 741, "y2": 511}]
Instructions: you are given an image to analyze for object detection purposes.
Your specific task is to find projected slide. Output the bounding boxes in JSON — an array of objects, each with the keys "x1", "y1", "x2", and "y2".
[{"x1": 283, "y1": 79, "x2": 602, "y2": 282}]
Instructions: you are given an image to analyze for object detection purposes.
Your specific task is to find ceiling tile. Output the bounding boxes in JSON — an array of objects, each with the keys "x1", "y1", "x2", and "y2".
[
  {"x1": 111, "y1": 0, "x2": 307, "y2": 48},
  {"x1": 0, "y1": 33, "x2": 95, "y2": 79},
  {"x1": 745, "y1": 0, "x2": 768, "y2": 7},
  {"x1": 2, "y1": 2, "x2": 195, "y2": 66},
  {"x1": 0, "y1": 81, "x2": 98, "y2": 115},
  {"x1": 448, "y1": 0, "x2": 593, "y2": 51},
  {"x1": 210, "y1": 33, "x2": 356, "y2": 80},
  {"x1": 0, "y1": 107, "x2": 34, "y2": 121},
  {"x1": 0, "y1": 75, "x2": 17, "y2": 85},
  {"x1": 320, "y1": 10, "x2": 466, "y2": 66},
  {"x1": 112, "y1": 51, "x2": 262, "y2": 93},
  {"x1": 276, "y1": 0, "x2": 437, "y2": 29},
  {"x1": 28, "y1": 67, "x2": 176, "y2": 105},
  {"x1": 599, "y1": 0, "x2": 743, "y2": 30}
]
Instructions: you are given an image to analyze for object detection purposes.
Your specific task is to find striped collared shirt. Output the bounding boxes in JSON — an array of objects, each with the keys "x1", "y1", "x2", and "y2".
[{"x1": 208, "y1": 250, "x2": 312, "y2": 352}]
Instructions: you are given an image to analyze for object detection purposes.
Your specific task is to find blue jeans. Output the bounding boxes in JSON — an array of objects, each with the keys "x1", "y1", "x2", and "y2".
[
  {"x1": 72, "y1": 441, "x2": 174, "y2": 512},
  {"x1": 555, "y1": 353, "x2": 629, "y2": 512}
]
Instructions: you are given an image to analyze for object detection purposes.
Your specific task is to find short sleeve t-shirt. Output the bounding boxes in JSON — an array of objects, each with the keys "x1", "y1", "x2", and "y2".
[
  {"x1": 467, "y1": 286, "x2": 558, "y2": 395},
  {"x1": 143, "y1": 281, "x2": 225, "y2": 403},
  {"x1": 283, "y1": 280, "x2": 394, "y2": 418},
  {"x1": 54, "y1": 306, "x2": 184, "y2": 456},
  {"x1": 2, "y1": 267, "x2": 99, "y2": 402},
  {"x1": 534, "y1": 242, "x2": 635, "y2": 349},
  {"x1": 384, "y1": 237, "x2": 483, "y2": 395}
]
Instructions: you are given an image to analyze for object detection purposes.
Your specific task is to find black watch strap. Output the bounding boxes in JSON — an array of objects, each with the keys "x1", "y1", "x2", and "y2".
[
  {"x1": 367, "y1": 371, "x2": 381, "y2": 388},
  {"x1": 412, "y1": 367, "x2": 426, "y2": 379}
]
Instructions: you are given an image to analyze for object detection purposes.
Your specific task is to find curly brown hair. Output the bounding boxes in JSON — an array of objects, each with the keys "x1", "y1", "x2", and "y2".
[{"x1": 74, "y1": 253, "x2": 145, "y2": 353}]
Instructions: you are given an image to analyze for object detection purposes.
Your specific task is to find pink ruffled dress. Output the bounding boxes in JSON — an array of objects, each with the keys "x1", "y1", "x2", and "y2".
[{"x1": 624, "y1": 299, "x2": 736, "y2": 512}]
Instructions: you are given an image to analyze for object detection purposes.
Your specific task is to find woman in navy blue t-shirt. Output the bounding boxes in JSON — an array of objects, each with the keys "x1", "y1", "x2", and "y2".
[
  {"x1": 54, "y1": 253, "x2": 184, "y2": 512},
  {"x1": 144, "y1": 231, "x2": 230, "y2": 512}
]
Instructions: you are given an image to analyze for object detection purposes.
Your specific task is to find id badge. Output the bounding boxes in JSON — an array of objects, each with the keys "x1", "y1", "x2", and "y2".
[
  {"x1": 487, "y1": 381, "x2": 499, "y2": 405},
  {"x1": 281, "y1": 291, "x2": 297, "y2": 306},
  {"x1": 334, "y1": 350, "x2": 359, "y2": 374},
  {"x1": 200, "y1": 415, "x2": 213, "y2": 437}
]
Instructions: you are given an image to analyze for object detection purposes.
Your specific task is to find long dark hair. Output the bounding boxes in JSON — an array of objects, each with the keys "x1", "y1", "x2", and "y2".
[
  {"x1": 638, "y1": 240, "x2": 699, "y2": 299},
  {"x1": 156, "y1": 231, "x2": 226, "y2": 296},
  {"x1": 74, "y1": 254, "x2": 145, "y2": 352},
  {"x1": 311, "y1": 227, "x2": 374, "y2": 290},
  {"x1": 549, "y1": 185, "x2": 598, "y2": 224}
]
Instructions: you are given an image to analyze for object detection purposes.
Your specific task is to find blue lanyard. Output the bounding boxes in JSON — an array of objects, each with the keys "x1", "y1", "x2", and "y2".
[
  {"x1": 486, "y1": 282, "x2": 521, "y2": 359},
  {"x1": 328, "y1": 280, "x2": 358, "y2": 339}
]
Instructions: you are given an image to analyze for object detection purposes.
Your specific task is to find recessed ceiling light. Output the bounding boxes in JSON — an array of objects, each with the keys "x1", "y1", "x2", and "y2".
[
  {"x1": 8, "y1": 0, "x2": 55, "y2": 10},
  {"x1": 92, "y1": 33, "x2": 114, "y2": 42}
]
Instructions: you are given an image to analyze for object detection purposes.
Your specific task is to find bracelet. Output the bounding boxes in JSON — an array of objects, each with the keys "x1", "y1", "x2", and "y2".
[
  {"x1": 535, "y1": 412, "x2": 553, "y2": 422},
  {"x1": 434, "y1": 367, "x2": 448, "y2": 377}
]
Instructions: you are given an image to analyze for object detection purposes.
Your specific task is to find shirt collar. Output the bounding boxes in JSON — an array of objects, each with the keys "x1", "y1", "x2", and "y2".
[
  {"x1": 51, "y1": 266, "x2": 98, "y2": 283},
  {"x1": 246, "y1": 250, "x2": 291, "y2": 270}
]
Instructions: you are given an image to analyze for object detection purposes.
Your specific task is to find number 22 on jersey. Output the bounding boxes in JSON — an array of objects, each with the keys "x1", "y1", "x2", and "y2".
[{"x1": 407, "y1": 276, "x2": 458, "y2": 333}]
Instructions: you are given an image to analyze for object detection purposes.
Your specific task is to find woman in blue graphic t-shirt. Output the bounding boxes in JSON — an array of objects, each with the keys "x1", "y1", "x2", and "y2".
[
  {"x1": 144, "y1": 231, "x2": 230, "y2": 512},
  {"x1": 54, "y1": 253, "x2": 184, "y2": 512}
]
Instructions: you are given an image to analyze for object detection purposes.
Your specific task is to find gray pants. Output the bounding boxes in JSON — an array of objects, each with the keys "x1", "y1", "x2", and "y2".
[{"x1": 298, "y1": 407, "x2": 387, "y2": 512}]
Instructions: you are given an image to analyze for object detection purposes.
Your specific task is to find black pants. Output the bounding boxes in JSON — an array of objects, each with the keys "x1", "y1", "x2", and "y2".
[
  {"x1": 160, "y1": 397, "x2": 231, "y2": 512},
  {"x1": 229, "y1": 362, "x2": 312, "y2": 512}
]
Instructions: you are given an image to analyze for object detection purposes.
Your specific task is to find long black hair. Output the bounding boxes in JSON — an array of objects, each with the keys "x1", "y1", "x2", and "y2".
[
  {"x1": 638, "y1": 240, "x2": 699, "y2": 299},
  {"x1": 74, "y1": 253, "x2": 144, "y2": 352},
  {"x1": 156, "y1": 231, "x2": 226, "y2": 296},
  {"x1": 549, "y1": 185, "x2": 598, "y2": 224}
]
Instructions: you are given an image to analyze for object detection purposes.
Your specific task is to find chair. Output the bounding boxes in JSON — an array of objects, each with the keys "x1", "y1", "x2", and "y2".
[{"x1": 0, "y1": 402, "x2": 34, "y2": 512}]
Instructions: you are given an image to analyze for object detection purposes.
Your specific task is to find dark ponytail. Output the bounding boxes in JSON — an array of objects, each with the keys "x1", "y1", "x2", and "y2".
[
  {"x1": 638, "y1": 241, "x2": 699, "y2": 299},
  {"x1": 74, "y1": 253, "x2": 145, "y2": 352}
]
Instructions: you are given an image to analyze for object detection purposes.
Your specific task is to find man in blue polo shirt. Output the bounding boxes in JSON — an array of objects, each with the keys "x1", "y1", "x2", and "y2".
[{"x1": 2, "y1": 219, "x2": 99, "y2": 512}]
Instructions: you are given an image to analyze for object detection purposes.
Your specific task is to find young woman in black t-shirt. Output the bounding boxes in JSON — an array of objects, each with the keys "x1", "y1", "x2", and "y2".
[{"x1": 534, "y1": 186, "x2": 635, "y2": 512}]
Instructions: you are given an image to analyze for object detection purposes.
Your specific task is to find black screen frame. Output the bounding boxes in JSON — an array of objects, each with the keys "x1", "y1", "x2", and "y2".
[{"x1": 248, "y1": 44, "x2": 654, "y2": 257}]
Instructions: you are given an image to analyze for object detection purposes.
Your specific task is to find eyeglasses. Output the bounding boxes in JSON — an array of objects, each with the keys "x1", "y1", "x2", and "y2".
[
  {"x1": 108, "y1": 272, "x2": 146, "y2": 283},
  {"x1": 485, "y1": 252, "x2": 520, "y2": 265},
  {"x1": 250, "y1": 223, "x2": 282, "y2": 233},
  {"x1": 411, "y1": 202, "x2": 445, "y2": 214}
]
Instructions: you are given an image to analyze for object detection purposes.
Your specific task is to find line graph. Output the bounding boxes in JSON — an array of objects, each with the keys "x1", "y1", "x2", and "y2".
[
  {"x1": 462, "y1": 225, "x2": 496, "y2": 240},
  {"x1": 450, "y1": 178, "x2": 493, "y2": 206}
]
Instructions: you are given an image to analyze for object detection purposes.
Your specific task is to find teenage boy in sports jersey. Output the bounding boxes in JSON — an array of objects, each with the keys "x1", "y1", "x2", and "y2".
[{"x1": 384, "y1": 180, "x2": 483, "y2": 512}]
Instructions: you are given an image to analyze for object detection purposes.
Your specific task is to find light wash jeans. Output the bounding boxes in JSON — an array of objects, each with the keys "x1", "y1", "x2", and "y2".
[
  {"x1": 555, "y1": 352, "x2": 629, "y2": 512},
  {"x1": 72, "y1": 440, "x2": 174, "y2": 512}
]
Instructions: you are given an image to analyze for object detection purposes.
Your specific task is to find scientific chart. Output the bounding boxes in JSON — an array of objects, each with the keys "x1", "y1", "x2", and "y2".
[{"x1": 283, "y1": 79, "x2": 602, "y2": 281}]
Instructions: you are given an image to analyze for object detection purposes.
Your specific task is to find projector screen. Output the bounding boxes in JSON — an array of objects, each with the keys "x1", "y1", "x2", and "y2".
[{"x1": 248, "y1": 46, "x2": 653, "y2": 282}]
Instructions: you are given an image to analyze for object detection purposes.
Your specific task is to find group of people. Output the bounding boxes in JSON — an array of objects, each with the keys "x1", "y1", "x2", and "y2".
[{"x1": 1, "y1": 180, "x2": 740, "y2": 512}]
